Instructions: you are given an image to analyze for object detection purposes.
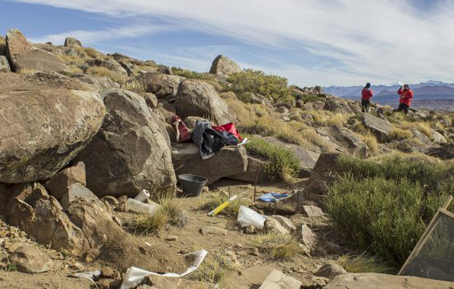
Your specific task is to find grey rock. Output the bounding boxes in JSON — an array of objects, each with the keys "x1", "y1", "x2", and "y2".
[
  {"x1": 362, "y1": 114, "x2": 393, "y2": 142},
  {"x1": 10, "y1": 245, "x2": 53, "y2": 274},
  {"x1": 87, "y1": 58, "x2": 127, "y2": 76},
  {"x1": 303, "y1": 205, "x2": 324, "y2": 217},
  {"x1": 75, "y1": 88, "x2": 176, "y2": 197},
  {"x1": 301, "y1": 224, "x2": 316, "y2": 247},
  {"x1": 60, "y1": 183, "x2": 99, "y2": 210},
  {"x1": 7, "y1": 183, "x2": 90, "y2": 255},
  {"x1": 314, "y1": 263, "x2": 347, "y2": 280},
  {"x1": 265, "y1": 217, "x2": 290, "y2": 235},
  {"x1": 172, "y1": 143, "x2": 247, "y2": 185},
  {"x1": 128, "y1": 72, "x2": 184, "y2": 99},
  {"x1": 272, "y1": 215, "x2": 296, "y2": 232},
  {"x1": 317, "y1": 126, "x2": 368, "y2": 157},
  {"x1": 12, "y1": 48, "x2": 68, "y2": 73},
  {"x1": 45, "y1": 162, "x2": 86, "y2": 200},
  {"x1": 64, "y1": 37, "x2": 82, "y2": 47},
  {"x1": 0, "y1": 72, "x2": 105, "y2": 183},
  {"x1": 175, "y1": 79, "x2": 236, "y2": 125},
  {"x1": 209, "y1": 54, "x2": 241, "y2": 76},
  {"x1": 259, "y1": 269, "x2": 302, "y2": 289}
]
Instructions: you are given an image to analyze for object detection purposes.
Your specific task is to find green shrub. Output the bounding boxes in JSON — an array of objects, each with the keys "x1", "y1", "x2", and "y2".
[
  {"x1": 300, "y1": 94, "x2": 326, "y2": 103},
  {"x1": 326, "y1": 154, "x2": 454, "y2": 267},
  {"x1": 226, "y1": 69, "x2": 291, "y2": 102},
  {"x1": 245, "y1": 136, "x2": 300, "y2": 180},
  {"x1": 172, "y1": 67, "x2": 212, "y2": 80}
]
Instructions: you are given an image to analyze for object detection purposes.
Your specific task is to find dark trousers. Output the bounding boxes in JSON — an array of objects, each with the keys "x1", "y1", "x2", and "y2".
[
  {"x1": 397, "y1": 103, "x2": 409, "y2": 115},
  {"x1": 361, "y1": 99, "x2": 370, "y2": 112}
]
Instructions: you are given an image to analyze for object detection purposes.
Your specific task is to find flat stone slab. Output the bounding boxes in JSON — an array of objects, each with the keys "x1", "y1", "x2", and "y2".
[{"x1": 259, "y1": 269, "x2": 302, "y2": 289}]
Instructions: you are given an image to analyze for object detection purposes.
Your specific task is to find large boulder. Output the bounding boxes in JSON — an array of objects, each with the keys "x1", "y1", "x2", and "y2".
[
  {"x1": 362, "y1": 114, "x2": 393, "y2": 142},
  {"x1": 74, "y1": 75, "x2": 119, "y2": 91},
  {"x1": 74, "y1": 88, "x2": 176, "y2": 197},
  {"x1": 0, "y1": 72, "x2": 105, "y2": 183},
  {"x1": 5, "y1": 28, "x2": 30, "y2": 62},
  {"x1": 6, "y1": 183, "x2": 90, "y2": 255},
  {"x1": 324, "y1": 273, "x2": 454, "y2": 289},
  {"x1": 12, "y1": 48, "x2": 68, "y2": 73},
  {"x1": 64, "y1": 37, "x2": 82, "y2": 47},
  {"x1": 127, "y1": 72, "x2": 184, "y2": 99},
  {"x1": 209, "y1": 54, "x2": 242, "y2": 76},
  {"x1": 172, "y1": 143, "x2": 247, "y2": 184},
  {"x1": 6, "y1": 29, "x2": 67, "y2": 72},
  {"x1": 175, "y1": 79, "x2": 236, "y2": 125}
]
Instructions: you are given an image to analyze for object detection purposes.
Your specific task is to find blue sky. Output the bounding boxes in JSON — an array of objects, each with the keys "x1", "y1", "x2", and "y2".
[{"x1": 1, "y1": 0, "x2": 454, "y2": 86}]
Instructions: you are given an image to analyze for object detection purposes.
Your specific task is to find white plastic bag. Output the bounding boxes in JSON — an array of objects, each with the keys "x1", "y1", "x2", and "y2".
[
  {"x1": 237, "y1": 206, "x2": 266, "y2": 229},
  {"x1": 119, "y1": 250, "x2": 208, "y2": 289}
]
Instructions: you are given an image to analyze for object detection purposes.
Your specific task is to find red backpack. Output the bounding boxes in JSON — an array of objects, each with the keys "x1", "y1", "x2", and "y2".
[{"x1": 170, "y1": 115, "x2": 192, "y2": 142}]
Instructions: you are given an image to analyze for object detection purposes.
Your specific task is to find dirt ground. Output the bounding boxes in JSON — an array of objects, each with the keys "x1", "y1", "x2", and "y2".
[{"x1": 0, "y1": 179, "x2": 350, "y2": 288}]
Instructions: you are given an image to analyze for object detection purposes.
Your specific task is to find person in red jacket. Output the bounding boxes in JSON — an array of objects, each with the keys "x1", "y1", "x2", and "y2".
[
  {"x1": 397, "y1": 84, "x2": 413, "y2": 115},
  {"x1": 361, "y1": 82, "x2": 373, "y2": 112}
]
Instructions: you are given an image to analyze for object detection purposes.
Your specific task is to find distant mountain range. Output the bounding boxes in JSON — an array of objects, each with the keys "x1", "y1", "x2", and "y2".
[{"x1": 324, "y1": 81, "x2": 454, "y2": 109}]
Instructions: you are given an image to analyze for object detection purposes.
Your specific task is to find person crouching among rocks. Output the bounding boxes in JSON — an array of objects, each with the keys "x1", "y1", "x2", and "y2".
[
  {"x1": 361, "y1": 82, "x2": 373, "y2": 113},
  {"x1": 397, "y1": 84, "x2": 413, "y2": 115}
]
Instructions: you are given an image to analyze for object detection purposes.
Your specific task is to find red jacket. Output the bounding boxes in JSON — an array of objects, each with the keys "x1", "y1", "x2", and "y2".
[
  {"x1": 398, "y1": 88, "x2": 413, "y2": 106},
  {"x1": 362, "y1": 88, "x2": 373, "y2": 100}
]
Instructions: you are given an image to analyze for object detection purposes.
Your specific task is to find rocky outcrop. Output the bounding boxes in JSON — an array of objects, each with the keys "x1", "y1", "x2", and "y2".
[
  {"x1": 64, "y1": 37, "x2": 82, "y2": 47},
  {"x1": 324, "y1": 273, "x2": 454, "y2": 289},
  {"x1": 362, "y1": 114, "x2": 393, "y2": 142},
  {"x1": 324, "y1": 99, "x2": 353, "y2": 113},
  {"x1": 6, "y1": 183, "x2": 90, "y2": 255},
  {"x1": 209, "y1": 54, "x2": 242, "y2": 76},
  {"x1": 75, "y1": 89, "x2": 176, "y2": 197},
  {"x1": 172, "y1": 143, "x2": 247, "y2": 184},
  {"x1": 175, "y1": 79, "x2": 236, "y2": 125},
  {"x1": 128, "y1": 72, "x2": 184, "y2": 99},
  {"x1": 0, "y1": 72, "x2": 105, "y2": 183},
  {"x1": 6, "y1": 29, "x2": 67, "y2": 72}
]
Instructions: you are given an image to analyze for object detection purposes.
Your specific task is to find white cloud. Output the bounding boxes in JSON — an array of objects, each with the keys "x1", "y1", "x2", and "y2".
[
  {"x1": 29, "y1": 23, "x2": 175, "y2": 46},
  {"x1": 13, "y1": 0, "x2": 454, "y2": 85}
]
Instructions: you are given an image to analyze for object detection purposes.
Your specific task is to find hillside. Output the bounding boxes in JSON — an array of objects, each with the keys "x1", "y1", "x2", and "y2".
[
  {"x1": 326, "y1": 82, "x2": 454, "y2": 109},
  {"x1": 1, "y1": 29, "x2": 454, "y2": 289}
]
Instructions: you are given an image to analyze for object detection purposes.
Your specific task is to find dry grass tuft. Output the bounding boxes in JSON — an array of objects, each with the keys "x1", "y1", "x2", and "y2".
[
  {"x1": 86, "y1": 66, "x2": 127, "y2": 84},
  {"x1": 251, "y1": 233, "x2": 300, "y2": 260},
  {"x1": 360, "y1": 134, "x2": 379, "y2": 155},
  {"x1": 131, "y1": 209, "x2": 169, "y2": 235},
  {"x1": 192, "y1": 253, "x2": 237, "y2": 286},
  {"x1": 336, "y1": 253, "x2": 392, "y2": 273}
]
